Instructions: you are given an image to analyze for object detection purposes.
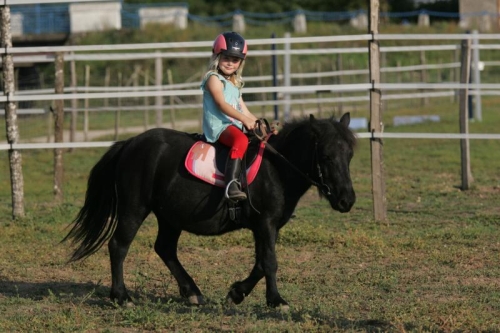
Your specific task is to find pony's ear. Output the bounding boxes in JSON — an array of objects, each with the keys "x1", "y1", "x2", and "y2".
[
  {"x1": 339, "y1": 112, "x2": 351, "y2": 128},
  {"x1": 309, "y1": 114, "x2": 321, "y2": 137}
]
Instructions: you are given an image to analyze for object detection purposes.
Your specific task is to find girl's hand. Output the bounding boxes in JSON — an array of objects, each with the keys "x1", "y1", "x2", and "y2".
[{"x1": 242, "y1": 117, "x2": 257, "y2": 131}]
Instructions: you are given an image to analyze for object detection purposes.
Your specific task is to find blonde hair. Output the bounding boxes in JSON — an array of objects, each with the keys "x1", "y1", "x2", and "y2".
[{"x1": 205, "y1": 53, "x2": 245, "y2": 89}]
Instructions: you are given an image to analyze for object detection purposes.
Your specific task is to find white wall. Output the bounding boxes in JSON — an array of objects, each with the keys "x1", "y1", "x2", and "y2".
[
  {"x1": 11, "y1": 13, "x2": 23, "y2": 37},
  {"x1": 69, "y1": 2, "x2": 121, "y2": 33},
  {"x1": 138, "y1": 7, "x2": 188, "y2": 30}
]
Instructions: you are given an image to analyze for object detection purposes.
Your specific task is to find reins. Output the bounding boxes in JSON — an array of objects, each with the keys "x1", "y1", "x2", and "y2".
[{"x1": 253, "y1": 120, "x2": 331, "y2": 197}]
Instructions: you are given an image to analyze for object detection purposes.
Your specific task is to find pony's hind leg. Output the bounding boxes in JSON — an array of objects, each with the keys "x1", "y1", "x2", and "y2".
[
  {"x1": 108, "y1": 211, "x2": 147, "y2": 305},
  {"x1": 154, "y1": 224, "x2": 205, "y2": 305}
]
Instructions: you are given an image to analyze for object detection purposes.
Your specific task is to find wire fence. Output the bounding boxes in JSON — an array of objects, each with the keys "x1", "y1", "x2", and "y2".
[{"x1": 9, "y1": 2, "x2": 499, "y2": 36}]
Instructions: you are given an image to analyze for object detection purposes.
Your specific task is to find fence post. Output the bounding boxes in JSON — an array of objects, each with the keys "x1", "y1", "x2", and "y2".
[
  {"x1": 459, "y1": 38, "x2": 473, "y2": 190},
  {"x1": 368, "y1": 0, "x2": 387, "y2": 221},
  {"x1": 54, "y1": 53, "x2": 64, "y2": 203},
  {"x1": 104, "y1": 67, "x2": 110, "y2": 109},
  {"x1": 83, "y1": 65, "x2": 90, "y2": 141},
  {"x1": 316, "y1": 63, "x2": 322, "y2": 117},
  {"x1": 257, "y1": 62, "x2": 268, "y2": 118},
  {"x1": 167, "y1": 69, "x2": 176, "y2": 129},
  {"x1": 155, "y1": 51, "x2": 163, "y2": 127},
  {"x1": 283, "y1": 32, "x2": 291, "y2": 121},
  {"x1": 144, "y1": 68, "x2": 149, "y2": 130},
  {"x1": 1, "y1": 5, "x2": 25, "y2": 218},
  {"x1": 337, "y1": 54, "x2": 343, "y2": 115},
  {"x1": 115, "y1": 71, "x2": 121, "y2": 141},
  {"x1": 471, "y1": 30, "x2": 482, "y2": 121},
  {"x1": 70, "y1": 52, "x2": 77, "y2": 144},
  {"x1": 271, "y1": 33, "x2": 278, "y2": 120},
  {"x1": 420, "y1": 50, "x2": 428, "y2": 106}
]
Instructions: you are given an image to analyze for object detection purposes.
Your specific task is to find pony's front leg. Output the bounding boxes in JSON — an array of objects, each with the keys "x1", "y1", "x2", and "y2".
[
  {"x1": 227, "y1": 225, "x2": 288, "y2": 308},
  {"x1": 227, "y1": 265, "x2": 264, "y2": 304}
]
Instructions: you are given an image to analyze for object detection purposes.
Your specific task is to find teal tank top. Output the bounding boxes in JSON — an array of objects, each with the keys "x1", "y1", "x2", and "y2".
[{"x1": 200, "y1": 72, "x2": 244, "y2": 143}]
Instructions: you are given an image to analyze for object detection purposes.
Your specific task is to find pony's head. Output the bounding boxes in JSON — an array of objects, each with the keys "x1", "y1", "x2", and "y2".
[{"x1": 309, "y1": 113, "x2": 356, "y2": 212}]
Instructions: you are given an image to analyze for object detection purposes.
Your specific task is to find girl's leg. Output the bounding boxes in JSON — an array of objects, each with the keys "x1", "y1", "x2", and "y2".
[
  {"x1": 218, "y1": 125, "x2": 248, "y2": 159},
  {"x1": 218, "y1": 126, "x2": 248, "y2": 201}
]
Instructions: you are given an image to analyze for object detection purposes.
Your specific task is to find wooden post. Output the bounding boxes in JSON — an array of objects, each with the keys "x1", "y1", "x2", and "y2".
[
  {"x1": 104, "y1": 67, "x2": 110, "y2": 109},
  {"x1": 167, "y1": 69, "x2": 176, "y2": 129},
  {"x1": 258, "y1": 62, "x2": 267, "y2": 118},
  {"x1": 115, "y1": 72, "x2": 121, "y2": 141},
  {"x1": 283, "y1": 32, "x2": 291, "y2": 121},
  {"x1": 70, "y1": 52, "x2": 77, "y2": 144},
  {"x1": 458, "y1": 39, "x2": 472, "y2": 190},
  {"x1": 199, "y1": 67, "x2": 204, "y2": 129},
  {"x1": 368, "y1": 0, "x2": 387, "y2": 221},
  {"x1": 498, "y1": 0, "x2": 500, "y2": 29},
  {"x1": 316, "y1": 63, "x2": 322, "y2": 117},
  {"x1": 132, "y1": 64, "x2": 140, "y2": 103},
  {"x1": 381, "y1": 51, "x2": 387, "y2": 113},
  {"x1": 349, "y1": 58, "x2": 357, "y2": 113},
  {"x1": 1, "y1": 5, "x2": 25, "y2": 218},
  {"x1": 54, "y1": 53, "x2": 64, "y2": 203},
  {"x1": 471, "y1": 30, "x2": 482, "y2": 121},
  {"x1": 83, "y1": 65, "x2": 90, "y2": 141},
  {"x1": 396, "y1": 61, "x2": 402, "y2": 82},
  {"x1": 336, "y1": 54, "x2": 343, "y2": 115},
  {"x1": 297, "y1": 63, "x2": 305, "y2": 117},
  {"x1": 144, "y1": 68, "x2": 149, "y2": 130},
  {"x1": 420, "y1": 50, "x2": 428, "y2": 106},
  {"x1": 155, "y1": 51, "x2": 163, "y2": 127},
  {"x1": 454, "y1": 46, "x2": 459, "y2": 103}
]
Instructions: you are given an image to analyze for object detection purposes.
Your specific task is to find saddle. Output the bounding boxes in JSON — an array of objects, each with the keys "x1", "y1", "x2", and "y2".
[{"x1": 184, "y1": 134, "x2": 266, "y2": 188}]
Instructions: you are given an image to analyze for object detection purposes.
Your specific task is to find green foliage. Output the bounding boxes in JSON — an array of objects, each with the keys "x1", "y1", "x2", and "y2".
[{"x1": 122, "y1": 0, "x2": 459, "y2": 15}]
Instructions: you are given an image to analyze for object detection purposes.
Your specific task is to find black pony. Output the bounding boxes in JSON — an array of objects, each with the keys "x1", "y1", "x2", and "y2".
[{"x1": 64, "y1": 113, "x2": 356, "y2": 308}]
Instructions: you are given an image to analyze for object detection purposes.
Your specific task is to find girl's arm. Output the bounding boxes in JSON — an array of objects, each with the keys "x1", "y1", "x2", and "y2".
[
  {"x1": 239, "y1": 96, "x2": 258, "y2": 123},
  {"x1": 205, "y1": 75, "x2": 256, "y2": 130}
]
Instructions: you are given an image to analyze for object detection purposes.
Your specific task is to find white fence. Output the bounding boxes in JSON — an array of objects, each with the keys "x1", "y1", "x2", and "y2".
[
  {"x1": 2, "y1": 8, "x2": 500, "y2": 219},
  {"x1": 1, "y1": 33, "x2": 500, "y2": 151}
]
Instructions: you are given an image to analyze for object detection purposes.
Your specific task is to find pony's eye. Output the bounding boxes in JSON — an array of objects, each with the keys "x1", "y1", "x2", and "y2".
[{"x1": 321, "y1": 155, "x2": 332, "y2": 162}]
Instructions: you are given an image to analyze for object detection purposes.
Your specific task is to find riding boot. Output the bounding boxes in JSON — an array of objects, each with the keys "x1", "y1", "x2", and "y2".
[{"x1": 224, "y1": 158, "x2": 247, "y2": 202}]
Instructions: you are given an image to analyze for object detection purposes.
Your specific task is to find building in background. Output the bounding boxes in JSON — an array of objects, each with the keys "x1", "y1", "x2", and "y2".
[{"x1": 459, "y1": 0, "x2": 500, "y2": 31}]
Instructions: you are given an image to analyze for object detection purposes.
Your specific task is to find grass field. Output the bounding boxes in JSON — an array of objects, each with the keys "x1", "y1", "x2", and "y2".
[{"x1": 0, "y1": 94, "x2": 499, "y2": 332}]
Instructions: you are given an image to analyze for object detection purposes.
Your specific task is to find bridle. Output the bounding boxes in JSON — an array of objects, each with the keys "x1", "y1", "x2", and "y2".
[{"x1": 254, "y1": 120, "x2": 332, "y2": 197}]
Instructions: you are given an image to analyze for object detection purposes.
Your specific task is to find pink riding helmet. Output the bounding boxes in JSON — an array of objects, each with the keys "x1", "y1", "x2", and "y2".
[{"x1": 212, "y1": 31, "x2": 248, "y2": 59}]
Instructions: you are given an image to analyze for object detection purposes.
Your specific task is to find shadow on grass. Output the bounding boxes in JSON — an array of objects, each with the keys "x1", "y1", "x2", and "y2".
[
  {"x1": 0, "y1": 280, "x2": 111, "y2": 307},
  {"x1": 0, "y1": 280, "x2": 456, "y2": 332}
]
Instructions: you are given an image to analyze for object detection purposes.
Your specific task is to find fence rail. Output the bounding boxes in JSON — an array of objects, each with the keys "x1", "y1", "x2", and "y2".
[{"x1": 0, "y1": 29, "x2": 500, "y2": 220}]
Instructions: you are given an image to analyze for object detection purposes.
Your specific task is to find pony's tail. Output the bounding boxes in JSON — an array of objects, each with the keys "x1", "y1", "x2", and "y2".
[{"x1": 62, "y1": 141, "x2": 126, "y2": 262}]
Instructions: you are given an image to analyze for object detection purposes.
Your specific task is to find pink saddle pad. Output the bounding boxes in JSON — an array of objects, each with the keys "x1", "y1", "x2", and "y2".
[{"x1": 185, "y1": 141, "x2": 265, "y2": 187}]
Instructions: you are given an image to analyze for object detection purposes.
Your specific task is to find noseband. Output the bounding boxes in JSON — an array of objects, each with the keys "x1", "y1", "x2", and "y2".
[{"x1": 312, "y1": 142, "x2": 332, "y2": 197}]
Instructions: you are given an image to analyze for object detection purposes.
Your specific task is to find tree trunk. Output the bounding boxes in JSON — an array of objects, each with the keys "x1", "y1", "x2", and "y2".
[
  {"x1": 54, "y1": 53, "x2": 65, "y2": 203},
  {"x1": 1, "y1": 6, "x2": 25, "y2": 218}
]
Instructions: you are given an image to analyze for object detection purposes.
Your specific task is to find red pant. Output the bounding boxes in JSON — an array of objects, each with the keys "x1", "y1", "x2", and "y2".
[{"x1": 218, "y1": 125, "x2": 248, "y2": 159}]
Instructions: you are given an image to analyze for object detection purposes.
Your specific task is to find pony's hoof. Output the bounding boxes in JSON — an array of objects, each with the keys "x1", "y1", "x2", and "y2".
[
  {"x1": 188, "y1": 295, "x2": 205, "y2": 305},
  {"x1": 226, "y1": 287, "x2": 245, "y2": 305},
  {"x1": 226, "y1": 294, "x2": 233, "y2": 304},
  {"x1": 125, "y1": 301, "x2": 135, "y2": 308},
  {"x1": 278, "y1": 304, "x2": 290, "y2": 313}
]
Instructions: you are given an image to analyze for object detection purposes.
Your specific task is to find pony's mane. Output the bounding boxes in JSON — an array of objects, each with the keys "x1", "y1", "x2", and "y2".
[{"x1": 276, "y1": 116, "x2": 357, "y2": 149}]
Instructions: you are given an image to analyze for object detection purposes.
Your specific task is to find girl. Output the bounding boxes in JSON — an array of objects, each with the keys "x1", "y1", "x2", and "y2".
[{"x1": 201, "y1": 31, "x2": 258, "y2": 202}]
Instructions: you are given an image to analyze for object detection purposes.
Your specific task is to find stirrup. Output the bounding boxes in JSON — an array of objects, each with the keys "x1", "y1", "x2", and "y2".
[{"x1": 225, "y1": 179, "x2": 247, "y2": 202}]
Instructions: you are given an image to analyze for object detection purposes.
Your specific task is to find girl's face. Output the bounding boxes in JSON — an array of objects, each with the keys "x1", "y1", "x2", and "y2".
[{"x1": 218, "y1": 54, "x2": 242, "y2": 76}]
